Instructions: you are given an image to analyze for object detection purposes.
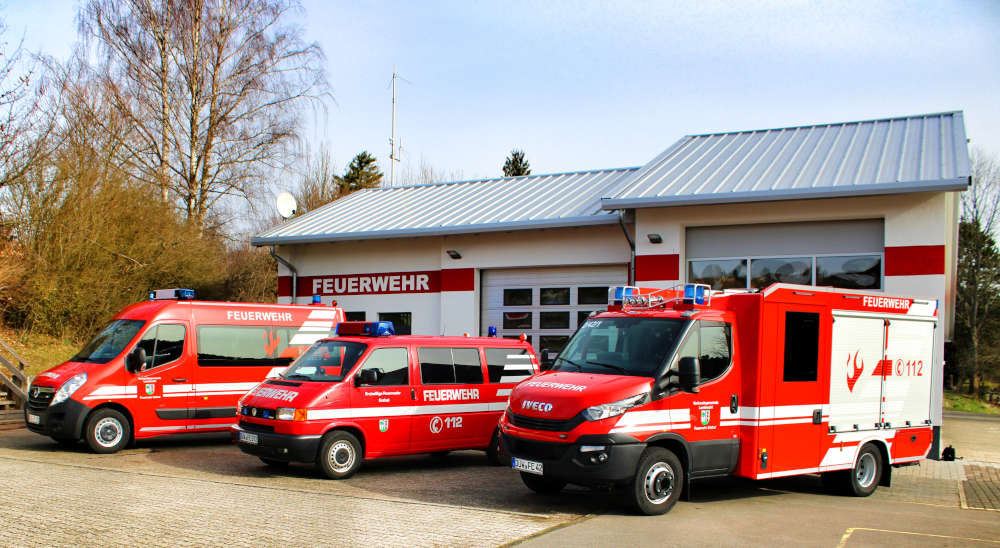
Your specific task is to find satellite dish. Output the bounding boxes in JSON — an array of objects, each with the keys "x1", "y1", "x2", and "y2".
[{"x1": 276, "y1": 192, "x2": 297, "y2": 219}]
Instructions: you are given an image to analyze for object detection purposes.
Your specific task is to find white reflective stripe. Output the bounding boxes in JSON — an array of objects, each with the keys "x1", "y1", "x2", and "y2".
[
  {"x1": 720, "y1": 405, "x2": 826, "y2": 421},
  {"x1": 163, "y1": 385, "x2": 193, "y2": 394},
  {"x1": 83, "y1": 395, "x2": 137, "y2": 401},
  {"x1": 194, "y1": 382, "x2": 258, "y2": 392},
  {"x1": 506, "y1": 354, "x2": 531, "y2": 360},
  {"x1": 495, "y1": 388, "x2": 512, "y2": 397},
  {"x1": 308, "y1": 310, "x2": 341, "y2": 320},
  {"x1": 306, "y1": 402, "x2": 506, "y2": 420},
  {"x1": 756, "y1": 466, "x2": 822, "y2": 479},
  {"x1": 163, "y1": 393, "x2": 189, "y2": 398},
  {"x1": 290, "y1": 333, "x2": 329, "y2": 345},
  {"x1": 498, "y1": 375, "x2": 532, "y2": 383},
  {"x1": 610, "y1": 423, "x2": 690, "y2": 433},
  {"x1": 87, "y1": 385, "x2": 137, "y2": 397},
  {"x1": 615, "y1": 409, "x2": 690, "y2": 427},
  {"x1": 502, "y1": 364, "x2": 534, "y2": 371},
  {"x1": 298, "y1": 326, "x2": 332, "y2": 333},
  {"x1": 190, "y1": 391, "x2": 248, "y2": 396},
  {"x1": 302, "y1": 321, "x2": 334, "y2": 329}
]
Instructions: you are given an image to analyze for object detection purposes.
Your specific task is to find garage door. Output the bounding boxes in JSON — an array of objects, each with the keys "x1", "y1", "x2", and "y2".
[{"x1": 481, "y1": 265, "x2": 627, "y2": 361}]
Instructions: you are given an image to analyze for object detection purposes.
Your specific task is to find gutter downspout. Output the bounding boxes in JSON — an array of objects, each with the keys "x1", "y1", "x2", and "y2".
[
  {"x1": 617, "y1": 210, "x2": 635, "y2": 285},
  {"x1": 269, "y1": 245, "x2": 297, "y2": 303}
]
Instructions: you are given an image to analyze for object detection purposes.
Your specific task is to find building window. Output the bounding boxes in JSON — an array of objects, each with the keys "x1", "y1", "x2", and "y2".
[
  {"x1": 689, "y1": 254, "x2": 881, "y2": 290},
  {"x1": 578, "y1": 286, "x2": 609, "y2": 305},
  {"x1": 503, "y1": 288, "x2": 532, "y2": 306},
  {"x1": 345, "y1": 311, "x2": 366, "y2": 322},
  {"x1": 540, "y1": 287, "x2": 570, "y2": 305},
  {"x1": 503, "y1": 312, "x2": 532, "y2": 329},
  {"x1": 378, "y1": 312, "x2": 412, "y2": 335},
  {"x1": 540, "y1": 311, "x2": 569, "y2": 329}
]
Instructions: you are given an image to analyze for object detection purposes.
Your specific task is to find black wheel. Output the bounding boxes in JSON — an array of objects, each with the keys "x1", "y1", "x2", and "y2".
[
  {"x1": 629, "y1": 447, "x2": 683, "y2": 515},
  {"x1": 520, "y1": 472, "x2": 566, "y2": 494},
  {"x1": 259, "y1": 457, "x2": 289, "y2": 468},
  {"x1": 84, "y1": 408, "x2": 131, "y2": 454},
  {"x1": 486, "y1": 428, "x2": 505, "y2": 466},
  {"x1": 317, "y1": 431, "x2": 362, "y2": 479},
  {"x1": 847, "y1": 444, "x2": 882, "y2": 497}
]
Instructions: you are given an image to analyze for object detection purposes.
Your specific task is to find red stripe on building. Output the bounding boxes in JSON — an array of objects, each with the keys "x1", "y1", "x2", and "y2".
[
  {"x1": 635, "y1": 254, "x2": 679, "y2": 282},
  {"x1": 884, "y1": 245, "x2": 945, "y2": 276},
  {"x1": 441, "y1": 268, "x2": 475, "y2": 291}
]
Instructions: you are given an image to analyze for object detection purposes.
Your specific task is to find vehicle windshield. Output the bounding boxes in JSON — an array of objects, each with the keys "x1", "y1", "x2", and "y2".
[
  {"x1": 71, "y1": 319, "x2": 146, "y2": 364},
  {"x1": 550, "y1": 317, "x2": 688, "y2": 377},
  {"x1": 282, "y1": 340, "x2": 368, "y2": 382}
]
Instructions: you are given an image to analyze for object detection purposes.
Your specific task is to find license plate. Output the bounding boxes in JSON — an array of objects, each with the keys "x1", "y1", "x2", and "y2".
[
  {"x1": 512, "y1": 457, "x2": 543, "y2": 475},
  {"x1": 26, "y1": 413, "x2": 40, "y2": 425},
  {"x1": 239, "y1": 432, "x2": 259, "y2": 445}
]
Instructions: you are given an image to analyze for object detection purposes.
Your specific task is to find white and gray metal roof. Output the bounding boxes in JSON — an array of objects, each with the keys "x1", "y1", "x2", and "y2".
[{"x1": 254, "y1": 111, "x2": 970, "y2": 245}]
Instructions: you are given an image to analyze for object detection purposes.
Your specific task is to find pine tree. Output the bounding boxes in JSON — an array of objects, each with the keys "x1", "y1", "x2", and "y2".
[
  {"x1": 341, "y1": 151, "x2": 383, "y2": 192},
  {"x1": 503, "y1": 149, "x2": 531, "y2": 177}
]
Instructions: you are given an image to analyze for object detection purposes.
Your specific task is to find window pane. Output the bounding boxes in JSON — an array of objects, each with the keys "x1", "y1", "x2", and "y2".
[
  {"x1": 699, "y1": 322, "x2": 731, "y2": 382},
  {"x1": 285, "y1": 341, "x2": 367, "y2": 381},
  {"x1": 345, "y1": 311, "x2": 366, "y2": 321},
  {"x1": 152, "y1": 324, "x2": 185, "y2": 368},
  {"x1": 503, "y1": 288, "x2": 532, "y2": 306},
  {"x1": 419, "y1": 347, "x2": 455, "y2": 384},
  {"x1": 783, "y1": 312, "x2": 819, "y2": 382},
  {"x1": 578, "y1": 311, "x2": 596, "y2": 326},
  {"x1": 816, "y1": 255, "x2": 881, "y2": 290},
  {"x1": 378, "y1": 312, "x2": 412, "y2": 335},
  {"x1": 578, "y1": 286, "x2": 609, "y2": 305},
  {"x1": 452, "y1": 348, "x2": 484, "y2": 384},
  {"x1": 503, "y1": 311, "x2": 532, "y2": 329},
  {"x1": 360, "y1": 347, "x2": 409, "y2": 386},
  {"x1": 539, "y1": 336, "x2": 569, "y2": 362},
  {"x1": 72, "y1": 319, "x2": 145, "y2": 364},
  {"x1": 197, "y1": 325, "x2": 294, "y2": 367},
  {"x1": 750, "y1": 257, "x2": 812, "y2": 288},
  {"x1": 689, "y1": 259, "x2": 747, "y2": 289},
  {"x1": 540, "y1": 311, "x2": 569, "y2": 329},
  {"x1": 540, "y1": 287, "x2": 570, "y2": 305},
  {"x1": 485, "y1": 347, "x2": 531, "y2": 383},
  {"x1": 136, "y1": 327, "x2": 158, "y2": 369}
]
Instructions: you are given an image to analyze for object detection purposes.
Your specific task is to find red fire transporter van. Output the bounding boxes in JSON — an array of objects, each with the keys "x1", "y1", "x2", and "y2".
[
  {"x1": 232, "y1": 321, "x2": 539, "y2": 478},
  {"x1": 501, "y1": 283, "x2": 938, "y2": 514},
  {"x1": 25, "y1": 289, "x2": 344, "y2": 453}
]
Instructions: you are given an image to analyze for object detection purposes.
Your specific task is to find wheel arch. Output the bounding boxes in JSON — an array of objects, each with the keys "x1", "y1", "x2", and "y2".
[
  {"x1": 80, "y1": 402, "x2": 135, "y2": 442},
  {"x1": 644, "y1": 433, "x2": 691, "y2": 498},
  {"x1": 321, "y1": 424, "x2": 367, "y2": 457}
]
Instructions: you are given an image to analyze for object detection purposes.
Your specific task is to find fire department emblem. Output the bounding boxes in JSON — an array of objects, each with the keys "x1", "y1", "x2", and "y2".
[
  {"x1": 700, "y1": 409, "x2": 710, "y2": 426},
  {"x1": 144, "y1": 383, "x2": 155, "y2": 396},
  {"x1": 379, "y1": 419, "x2": 389, "y2": 432}
]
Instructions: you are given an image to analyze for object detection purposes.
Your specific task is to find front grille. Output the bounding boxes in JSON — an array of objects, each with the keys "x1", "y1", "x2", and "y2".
[
  {"x1": 27, "y1": 385, "x2": 54, "y2": 413},
  {"x1": 506, "y1": 437, "x2": 570, "y2": 461},
  {"x1": 509, "y1": 411, "x2": 583, "y2": 432},
  {"x1": 238, "y1": 420, "x2": 275, "y2": 433}
]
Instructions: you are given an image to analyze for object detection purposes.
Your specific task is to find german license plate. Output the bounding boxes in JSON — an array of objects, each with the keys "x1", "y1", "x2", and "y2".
[
  {"x1": 26, "y1": 413, "x2": 40, "y2": 425},
  {"x1": 512, "y1": 457, "x2": 543, "y2": 475},
  {"x1": 239, "y1": 432, "x2": 259, "y2": 445}
]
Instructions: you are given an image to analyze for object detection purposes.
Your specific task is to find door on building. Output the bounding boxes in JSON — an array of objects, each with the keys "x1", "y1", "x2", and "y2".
[{"x1": 480, "y1": 265, "x2": 627, "y2": 364}]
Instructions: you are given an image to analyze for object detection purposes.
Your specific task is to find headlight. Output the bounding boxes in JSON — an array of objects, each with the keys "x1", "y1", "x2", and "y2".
[
  {"x1": 276, "y1": 408, "x2": 307, "y2": 421},
  {"x1": 582, "y1": 393, "x2": 647, "y2": 421},
  {"x1": 51, "y1": 373, "x2": 87, "y2": 406}
]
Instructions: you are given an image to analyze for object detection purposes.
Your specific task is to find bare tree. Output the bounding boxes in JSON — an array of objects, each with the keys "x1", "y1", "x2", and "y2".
[
  {"x1": 0, "y1": 20, "x2": 50, "y2": 189},
  {"x1": 80, "y1": 0, "x2": 328, "y2": 229}
]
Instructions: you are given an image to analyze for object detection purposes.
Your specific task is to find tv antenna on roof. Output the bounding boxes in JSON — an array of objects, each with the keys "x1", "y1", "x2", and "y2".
[
  {"x1": 276, "y1": 192, "x2": 297, "y2": 219},
  {"x1": 388, "y1": 66, "x2": 411, "y2": 187}
]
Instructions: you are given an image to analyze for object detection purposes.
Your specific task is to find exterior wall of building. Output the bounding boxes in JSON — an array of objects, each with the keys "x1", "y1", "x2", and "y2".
[{"x1": 274, "y1": 225, "x2": 630, "y2": 336}]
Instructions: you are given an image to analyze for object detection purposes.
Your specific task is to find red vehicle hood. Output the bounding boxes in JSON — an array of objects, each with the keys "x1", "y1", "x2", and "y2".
[
  {"x1": 240, "y1": 378, "x2": 341, "y2": 408},
  {"x1": 32, "y1": 361, "x2": 95, "y2": 388},
  {"x1": 509, "y1": 371, "x2": 653, "y2": 420}
]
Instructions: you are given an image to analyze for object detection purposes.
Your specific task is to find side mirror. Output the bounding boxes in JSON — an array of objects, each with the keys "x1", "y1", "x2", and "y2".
[
  {"x1": 125, "y1": 347, "x2": 147, "y2": 374},
  {"x1": 679, "y1": 357, "x2": 701, "y2": 394},
  {"x1": 354, "y1": 368, "x2": 380, "y2": 386}
]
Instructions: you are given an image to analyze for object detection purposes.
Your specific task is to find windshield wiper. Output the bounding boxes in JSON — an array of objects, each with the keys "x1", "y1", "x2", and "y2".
[
  {"x1": 283, "y1": 373, "x2": 312, "y2": 380},
  {"x1": 553, "y1": 357, "x2": 584, "y2": 371},
  {"x1": 585, "y1": 360, "x2": 627, "y2": 373}
]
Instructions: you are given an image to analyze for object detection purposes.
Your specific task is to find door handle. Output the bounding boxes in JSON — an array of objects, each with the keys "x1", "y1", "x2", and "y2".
[
  {"x1": 812, "y1": 409, "x2": 823, "y2": 424},
  {"x1": 410, "y1": 388, "x2": 416, "y2": 400},
  {"x1": 730, "y1": 394, "x2": 738, "y2": 414},
  {"x1": 173, "y1": 378, "x2": 187, "y2": 383}
]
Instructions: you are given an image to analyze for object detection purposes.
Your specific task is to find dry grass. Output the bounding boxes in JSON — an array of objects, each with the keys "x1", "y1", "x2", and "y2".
[{"x1": 0, "y1": 326, "x2": 80, "y2": 378}]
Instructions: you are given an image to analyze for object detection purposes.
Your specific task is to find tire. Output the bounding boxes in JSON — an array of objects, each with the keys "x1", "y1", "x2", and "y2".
[
  {"x1": 486, "y1": 428, "x2": 505, "y2": 466},
  {"x1": 317, "y1": 431, "x2": 362, "y2": 479},
  {"x1": 520, "y1": 472, "x2": 567, "y2": 494},
  {"x1": 84, "y1": 408, "x2": 131, "y2": 454},
  {"x1": 847, "y1": 444, "x2": 882, "y2": 497},
  {"x1": 259, "y1": 457, "x2": 289, "y2": 468},
  {"x1": 629, "y1": 447, "x2": 683, "y2": 515}
]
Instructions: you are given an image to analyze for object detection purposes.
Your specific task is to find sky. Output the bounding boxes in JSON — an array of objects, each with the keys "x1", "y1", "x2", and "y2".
[{"x1": 3, "y1": 0, "x2": 999, "y2": 190}]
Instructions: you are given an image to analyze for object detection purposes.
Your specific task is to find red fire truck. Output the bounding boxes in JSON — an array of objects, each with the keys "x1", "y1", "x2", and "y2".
[
  {"x1": 501, "y1": 283, "x2": 937, "y2": 514},
  {"x1": 232, "y1": 321, "x2": 539, "y2": 478},
  {"x1": 25, "y1": 289, "x2": 344, "y2": 453}
]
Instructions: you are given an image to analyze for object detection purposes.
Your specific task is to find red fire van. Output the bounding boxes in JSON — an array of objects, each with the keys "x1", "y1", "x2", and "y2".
[
  {"x1": 232, "y1": 321, "x2": 539, "y2": 478},
  {"x1": 25, "y1": 289, "x2": 344, "y2": 453},
  {"x1": 502, "y1": 284, "x2": 937, "y2": 514}
]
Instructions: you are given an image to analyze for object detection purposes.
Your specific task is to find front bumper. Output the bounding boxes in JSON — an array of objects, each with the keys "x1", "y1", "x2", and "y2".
[
  {"x1": 231, "y1": 423, "x2": 322, "y2": 463},
  {"x1": 502, "y1": 432, "x2": 644, "y2": 485},
  {"x1": 24, "y1": 398, "x2": 90, "y2": 441}
]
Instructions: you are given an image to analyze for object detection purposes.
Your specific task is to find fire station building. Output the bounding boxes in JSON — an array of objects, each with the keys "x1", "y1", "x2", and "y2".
[{"x1": 254, "y1": 110, "x2": 969, "y2": 420}]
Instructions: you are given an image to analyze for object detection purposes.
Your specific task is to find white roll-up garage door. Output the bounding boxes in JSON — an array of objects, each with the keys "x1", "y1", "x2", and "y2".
[{"x1": 481, "y1": 265, "x2": 627, "y2": 360}]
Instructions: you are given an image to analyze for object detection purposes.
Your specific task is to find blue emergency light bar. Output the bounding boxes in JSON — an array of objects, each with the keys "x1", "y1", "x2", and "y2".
[
  {"x1": 149, "y1": 288, "x2": 195, "y2": 301},
  {"x1": 608, "y1": 286, "x2": 638, "y2": 306},
  {"x1": 682, "y1": 284, "x2": 711, "y2": 306},
  {"x1": 336, "y1": 321, "x2": 395, "y2": 337}
]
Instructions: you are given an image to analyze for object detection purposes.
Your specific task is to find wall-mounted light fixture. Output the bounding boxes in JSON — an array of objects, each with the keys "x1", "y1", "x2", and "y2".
[
  {"x1": 446, "y1": 249, "x2": 462, "y2": 259},
  {"x1": 647, "y1": 233, "x2": 663, "y2": 244}
]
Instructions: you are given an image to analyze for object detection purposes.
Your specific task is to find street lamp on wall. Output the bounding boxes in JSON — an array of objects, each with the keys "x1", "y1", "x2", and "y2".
[
  {"x1": 647, "y1": 233, "x2": 663, "y2": 244},
  {"x1": 446, "y1": 249, "x2": 462, "y2": 259}
]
